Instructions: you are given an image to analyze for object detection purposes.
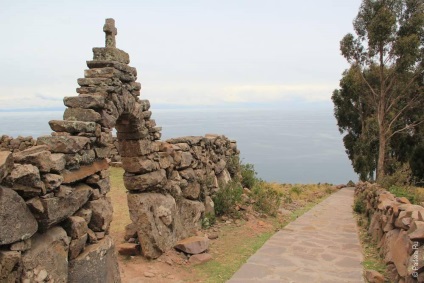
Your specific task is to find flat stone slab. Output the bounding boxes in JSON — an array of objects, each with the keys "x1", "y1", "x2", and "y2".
[{"x1": 228, "y1": 187, "x2": 364, "y2": 283}]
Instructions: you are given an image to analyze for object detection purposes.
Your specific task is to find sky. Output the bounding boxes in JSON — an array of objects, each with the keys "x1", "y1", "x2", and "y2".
[{"x1": 0, "y1": 0, "x2": 362, "y2": 111}]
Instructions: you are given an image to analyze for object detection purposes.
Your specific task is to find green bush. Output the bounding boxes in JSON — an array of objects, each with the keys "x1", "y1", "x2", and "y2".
[
  {"x1": 201, "y1": 212, "x2": 216, "y2": 229},
  {"x1": 251, "y1": 183, "x2": 282, "y2": 216},
  {"x1": 213, "y1": 181, "x2": 243, "y2": 216},
  {"x1": 241, "y1": 163, "x2": 257, "y2": 189},
  {"x1": 226, "y1": 155, "x2": 241, "y2": 179},
  {"x1": 353, "y1": 193, "x2": 366, "y2": 214},
  {"x1": 289, "y1": 186, "x2": 302, "y2": 196}
]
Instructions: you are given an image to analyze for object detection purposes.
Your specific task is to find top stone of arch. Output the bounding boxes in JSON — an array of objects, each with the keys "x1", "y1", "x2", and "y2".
[
  {"x1": 92, "y1": 18, "x2": 130, "y2": 64},
  {"x1": 103, "y1": 18, "x2": 117, "y2": 48}
]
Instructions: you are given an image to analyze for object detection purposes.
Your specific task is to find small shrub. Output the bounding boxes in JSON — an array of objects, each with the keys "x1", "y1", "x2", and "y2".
[
  {"x1": 353, "y1": 193, "x2": 366, "y2": 214},
  {"x1": 289, "y1": 186, "x2": 302, "y2": 196},
  {"x1": 226, "y1": 155, "x2": 241, "y2": 179},
  {"x1": 240, "y1": 163, "x2": 257, "y2": 189},
  {"x1": 380, "y1": 162, "x2": 412, "y2": 189},
  {"x1": 213, "y1": 181, "x2": 243, "y2": 216},
  {"x1": 201, "y1": 212, "x2": 216, "y2": 229},
  {"x1": 250, "y1": 182, "x2": 282, "y2": 216}
]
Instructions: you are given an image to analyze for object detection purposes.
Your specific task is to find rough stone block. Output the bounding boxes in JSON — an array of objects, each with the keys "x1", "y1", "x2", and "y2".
[
  {"x1": 50, "y1": 153, "x2": 66, "y2": 172},
  {"x1": 178, "y1": 198, "x2": 205, "y2": 234},
  {"x1": 0, "y1": 250, "x2": 21, "y2": 282},
  {"x1": 123, "y1": 169, "x2": 167, "y2": 191},
  {"x1": 63, "y1": 216, "x2": 88, "y2": 239},
  {"x1": 86, "y1": 197, "x2": 113, "y2": 232},
  {"x1": 13, "y1": 149, "x2": 53, "y2": 173},
  {"x1": 118, "y1": 243, "x2": 140, "y2": 256},
  {"x1": 37, "y1": 135, "x2": 91, "y2": 153},
  {"x1": 68, "y1": 236, "x2": 121, "y2": 283},
  {"x1": 64, "y1": 107, "x2": 102, "y2": 122},
  {"x1": 121, "y1": 156, "x2": 159, "y2": 174},
  {"x1": 49, "y1": 120, "x2": 97, "y2": 134},
  {"x1": 62, "y1": 159, "x2": 109, "y2": 183},
  {"x1": 174, "y1": 236, "x2": 209, "y2": 255},
  {"x1": 42, "y1": 173, "x2": 63, "y2": 191},
  {"x1": 0, "y1": 186, "x2": 38, "y2": 245},
  {"x1": 127, "y1": 193, "x2": 177, "y2": 259},
  {"x1": 21, "y1": 227, "x2": 69, "y2": 283},
  {"x1": 189, "y1": 253, "x2": 213, "y2": 265},
  {"x1": 182, "y1": 182, "x2": 201, "y2": 200},
  {"x1": 64, "y1": 95, "x2": 105, "y2": 109},
  {"x1": 10, "y1": 239, "x2": 31, "y2": 251},
  {"x1": 26, "y1": 184, "x2": 92, "y2": 231},
  {"x1": 3, "y1": 164, "x2": 45, "y2": 198},
  {"x1": 0, "y1": 151, "x2": 13, "y2": 183},
  {"x1": 118, "y1": 139, "x2": 155, "y2": 157},
  {"x1": 69, "y1": 234, "x2": 88, "y2": 260},
  {"x1": 392, "y1": 230, "x2": 413, "y2": 277},
  {"x1": 92, "y1": 47, "x2": 130, "y2": 64}
]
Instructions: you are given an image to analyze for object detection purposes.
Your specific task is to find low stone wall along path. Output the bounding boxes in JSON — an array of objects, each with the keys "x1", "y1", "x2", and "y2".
[{"x1": 228, "y1": 187, "x2": 364, "y2": 283}]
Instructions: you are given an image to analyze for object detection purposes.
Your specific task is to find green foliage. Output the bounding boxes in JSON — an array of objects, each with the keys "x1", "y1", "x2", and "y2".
[
  {"x1": 347, "y1": 180, "x2": 356, "y2": 187},
  {"x1": 213, "y1": 181, "x2": 243, "y2": 217},
  {"x1": 380, "y1": 162, "x2": 412, "y2": 188},
  {"x1": 240, "y1": 163, "x2": 257, "y2": 189},
  {"x1": 334, "y1": 0, "x2": 424, "y2": 182},
  {"x1": 353, "y1": 193, "x2": 366, "y2": 214},
  {"x1": 202, "y1": 213, "x2": 216, "y2": 229},
  {"x1": 289, "y1": 186, "x2": 302, "y2": 196},
  {"x1": 226, "y1": 155, "x2": 241, "y2": 179},
  {"x1": 250, "y1": 183, "x2": 282, "y2": 216}
]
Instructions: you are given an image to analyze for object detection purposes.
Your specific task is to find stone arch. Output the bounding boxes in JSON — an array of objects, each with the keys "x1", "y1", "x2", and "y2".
[{"x1": 0, "y1": 18, "x2": 239, "y2": 282}]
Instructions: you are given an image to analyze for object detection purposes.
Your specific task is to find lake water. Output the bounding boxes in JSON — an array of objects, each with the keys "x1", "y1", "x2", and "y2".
[{"x1": 0, "y1": 108, "x2": 357, "y2": 184}]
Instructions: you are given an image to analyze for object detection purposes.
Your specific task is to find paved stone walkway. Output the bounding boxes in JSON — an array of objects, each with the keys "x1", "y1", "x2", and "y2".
[{"x1": 228, "y1": 187, "x2": 364, "y2": 283}]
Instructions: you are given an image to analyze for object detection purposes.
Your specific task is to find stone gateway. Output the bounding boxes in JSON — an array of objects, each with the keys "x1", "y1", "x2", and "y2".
[{"x1": 0, "y1": 19, "x2": 239, "y2": 282}]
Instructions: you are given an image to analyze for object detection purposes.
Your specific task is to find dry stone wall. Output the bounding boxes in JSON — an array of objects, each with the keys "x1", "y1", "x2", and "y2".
[
  {"x1": 356, "y1": 183, "x2": 424, "y2": 282},
  {"x1": 0, "y1": 18, "x2": 239, "y2": 282}
]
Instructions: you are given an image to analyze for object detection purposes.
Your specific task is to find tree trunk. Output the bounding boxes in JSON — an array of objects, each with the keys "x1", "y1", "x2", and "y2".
[{"x1": 377, "y1": 129, "x2": 386, "y2": 182}]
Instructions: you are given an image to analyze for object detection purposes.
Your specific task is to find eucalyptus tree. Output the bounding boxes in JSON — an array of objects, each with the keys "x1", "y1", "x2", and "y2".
[{"x1": 336, "y1": 0, "x2": 424, "y2": 181}]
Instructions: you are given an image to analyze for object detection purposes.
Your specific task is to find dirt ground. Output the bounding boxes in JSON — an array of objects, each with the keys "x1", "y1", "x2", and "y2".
[{"x1": 109, "y1": 207, "x2": 278, "y2": 283}]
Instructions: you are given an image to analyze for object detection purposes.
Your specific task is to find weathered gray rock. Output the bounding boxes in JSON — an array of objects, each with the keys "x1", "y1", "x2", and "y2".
[
  {"x1": 0, "y1": 151, "x2": 13, "y2": 183},
  {"x1": 69, "y1": 234, "x2": 88, "y2": 260},
  {"x1": 62, "y1": 159, "x2": 109, "y2": 183},
  {"x1": 3, "y1": 164, "x2": 45, "y2": 198},
  {"x1": 365, "y1": 270, "x2": 385, "y2": 283},
  {"x1": 10, "y1": 239, "x2": 31, "y2": 251},
  {"x1": 214, "y1": 159, "x2": 227, "y2": 175},
  {"x1": 37, "y1": 135, "x2": 91, "y2": 153},
  {"x1": 174, "y1": 236, "x2": 209, "y2": 255},
  {"x1": 124, "y1": 223, "x2": 137, "y2": 241},
  {"x1": 118, "y1": 139, "x2": 155, "y2": 157},
  {"x1": 86, "y1": 197, "x2": 113, "y2": 232},
  {"x1": 392, "y1": 230, "x2": 412, "y2": 277},
  {"x1": 64, "y1": 108, "x2": 101, "y2": 122},
  {"x1": 26, "y1": 184, "x2": 92, "y2": 231},
  {"x1": 50, "y1": 153, "x2": 66, "y2": 172},
  {"x1": 63, "y1": 216, "x2": 88, "y2": 239},
  {"x1": 178, "y1": 152, "x2": 193, "y2": 169},
  {"x1": 121, "y1": 156, "x2": 159, "y2": 174},
  {"x1": 123, "y1": 169, "x2": 167, "y2": 191},
  {"x1": 42, "y1": 173, "x2": 63, "y2": 191},
  {"x1": 182, "y1": 182, "x2": 201, "y2": 200},
  {"x1": 0, "y1": 186, "x2": 38, "y2": 245},
  {"x1": 68, "y1": 236, "x2": 121, "y2": 283},
  {"x1": 178, "y1": 198, "x2": 205, "y2": 235},
  {"x1": 13, "y1": 149, "x2": 53, "y2": 173},
  {"x1": 49, "y1": 120, "x2": 97, "y2": 134},
  {"x1": 74, "y1": 208, "x2": 92, "y2": 224},
  {"x1": 0, "y1": 250, "x2": 21, "y2": 282},
  {"x1": 204, "y1": 196, "x2": 215, "y2": 216},
  {"x1": 21, "y1": 227, "x2": 69, "y2": 283},
  {"x1": 118, "y1": 243, "x2": 140, "y2": 256},
  {"x1": 64, "y1": 95, "x2": 105, "y2": 109},
  {"x1": 93, "y1": 46, "x2": 130, "y2": 64},
  {"x1": 127, "y1": 193, "x2": 177, "y2": 259},
  {"x1": 189, "y1": 253, "x2": 213, "y2": 265},
  {"x1": 179, "y1": 168, "x2": 196, "y2": 181}
]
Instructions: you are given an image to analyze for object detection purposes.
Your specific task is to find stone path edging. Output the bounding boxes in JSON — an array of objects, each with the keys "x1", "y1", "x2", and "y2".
[{"x1": 228, "y1": 187, "x2": 364, "y2": 283}]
